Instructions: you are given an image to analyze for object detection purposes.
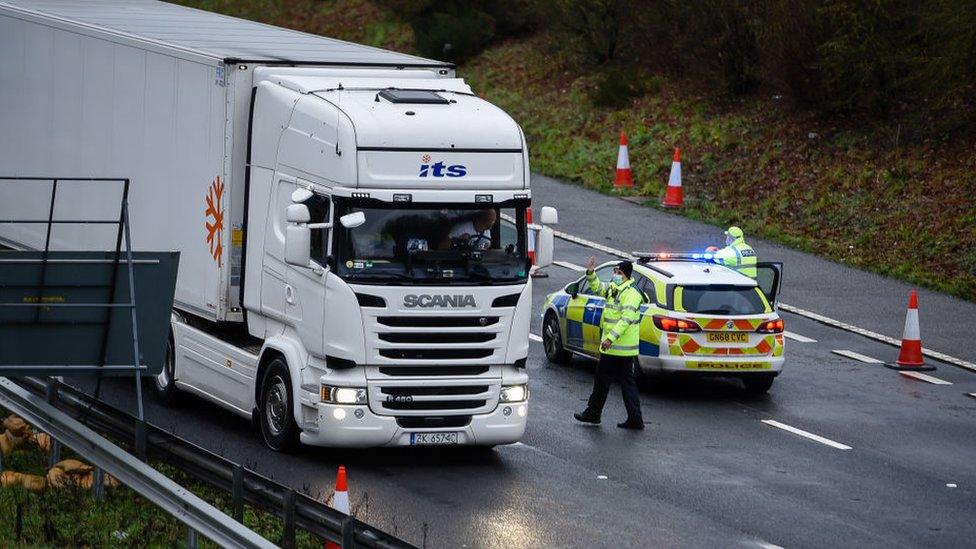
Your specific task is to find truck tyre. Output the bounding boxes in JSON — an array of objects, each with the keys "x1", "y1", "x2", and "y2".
[
  {"x1": 742, "y1": 374, "x2": 775, "y2": 395},
  {"x1": 153, "y1": 334, "x2": 179, "y2": 405},
  {"x1": 543, "y1": 312, "x2": 571, "y2": 364},
  {"x1": 259, "y1": 358, "x2": 300, "y2": 452}
]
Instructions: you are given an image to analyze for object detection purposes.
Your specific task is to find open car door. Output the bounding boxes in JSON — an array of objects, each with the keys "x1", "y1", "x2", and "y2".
[{"x1": 755, "y1": 262, "x2": 783, "y2": 308}]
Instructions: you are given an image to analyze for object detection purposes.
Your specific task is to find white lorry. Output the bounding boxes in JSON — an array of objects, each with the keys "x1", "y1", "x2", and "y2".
[{"x1": 0, "y1": 0, "x2": 556, "y2": 450}]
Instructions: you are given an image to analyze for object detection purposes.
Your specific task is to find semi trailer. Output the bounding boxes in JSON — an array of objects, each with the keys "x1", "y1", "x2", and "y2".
[{"x1": 0, "y1": 0, "x2": 556, "y2": 450}]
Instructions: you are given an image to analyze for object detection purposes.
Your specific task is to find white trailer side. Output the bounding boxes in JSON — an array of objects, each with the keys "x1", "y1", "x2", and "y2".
[{"x1": 0, "y1": 0, "x2": 450, "y2": 322}]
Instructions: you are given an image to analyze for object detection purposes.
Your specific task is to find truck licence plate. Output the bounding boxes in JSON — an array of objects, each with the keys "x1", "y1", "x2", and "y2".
[
  {"x1": 707, "y1": 332, "x2": 749, "y2": 343},
  {"x1": 410, "y1": 432, "x2": 459, "y2": 445}
]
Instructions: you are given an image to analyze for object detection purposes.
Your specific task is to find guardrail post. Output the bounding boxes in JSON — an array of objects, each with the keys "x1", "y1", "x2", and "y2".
[
  {"x1": 187, "y1": 526, "x2": 198, "y2": 549},
  {"x1": 232, "y1": 464, "x2": 244, "y2": 522},
  {"x1": 282, "y1": 489, "x2": 296, "y2": 549},
  {"x1": 341, "y1": 516, "x2": 356, "y2": 549},
  {"x1": 134, "y1": 419, "x2": 147, "y2": 460},
  {"x1": 92, "y1": 466, "x2": 104, "y2": 501},
  {"x1": 45, "y1": 381, "x2": 61, "y2": 467}
]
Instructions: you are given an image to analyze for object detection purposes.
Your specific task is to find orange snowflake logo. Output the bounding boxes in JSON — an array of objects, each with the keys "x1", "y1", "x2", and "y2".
[
  {"x1": 421, "y1": 154, "x2": 431, "y2": 164},
  {"x1": 205, "y1": 176, "x2": 224, "y2": 265}
]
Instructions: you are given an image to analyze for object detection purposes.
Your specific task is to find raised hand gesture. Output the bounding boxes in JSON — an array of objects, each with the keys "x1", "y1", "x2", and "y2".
[{"x1": 586, "y1": 256, "x2": 596, "y2": 273}]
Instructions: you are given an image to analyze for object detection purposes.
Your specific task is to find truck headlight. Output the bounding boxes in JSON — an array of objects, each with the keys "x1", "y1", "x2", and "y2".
[
  {"x1": 500, "y1": 384, "x2": 528, "y2": 403},
  {"x1": 320, "y1": 385, "x2": 367, "y2": 405}
]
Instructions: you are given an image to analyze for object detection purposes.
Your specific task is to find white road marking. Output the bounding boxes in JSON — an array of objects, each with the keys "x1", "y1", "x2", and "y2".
[
  {"x1": 899, "y1": 371, "x2": 952, "y2": 385},
  {"x1": 529, "y1": 333, "x2": 543, "y2": 343},
  {"x1": 784, "y1": 331, "x2": 817, "y2": 343},
  {"x1": 755, "y1": 543, "x2": 785, "y2": 549},
  {"x1": 597, "y1": 475, "x2": 608, "y2": 480},
  {"x1": 779, "y1": 303, "x2": 976, "y2": 374},
  {"x1": 946, "y1": 483, "x2": 958, "y2": 488},
  {"x1": 552, "y1": 260, "x2": 586, "y2": 272},
  {"x1": 515, "y1": 216, "x2": 976, "y2": 375},
  {"x1": 832, "y1": 350, "x2": 884, "y2": 364},
  {"x1": 761, "y1": 420, "x2": 853, "y2": 450}
]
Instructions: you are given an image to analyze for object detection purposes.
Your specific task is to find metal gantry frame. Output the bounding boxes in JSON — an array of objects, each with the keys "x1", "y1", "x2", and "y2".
[{"x1": 0, "y1": 176, "x2": 147, "y2": 456}]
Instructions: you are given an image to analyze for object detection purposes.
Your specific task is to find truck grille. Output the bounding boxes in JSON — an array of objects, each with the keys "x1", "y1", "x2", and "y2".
[
  {"x1": 377, "y1": 316, "x2": 498, "y2": 327},
  {"x1": 368, "y1": 380, "x2": 499, "y2": 416},
  {"x1": 378, "y1": 348, "x2": 493, "y2": 360},
  {"x1": 377, "y1": 366, "x2": 490, "y2": 377},
  {"x1": 378, "y1": 332, "x2": 495, "y2": 344}
]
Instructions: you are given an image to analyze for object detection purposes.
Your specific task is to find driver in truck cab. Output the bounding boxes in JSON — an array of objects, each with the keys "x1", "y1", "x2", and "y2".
[{"x1": 447, "y1": 209, "x2": 496, "y2": 250}]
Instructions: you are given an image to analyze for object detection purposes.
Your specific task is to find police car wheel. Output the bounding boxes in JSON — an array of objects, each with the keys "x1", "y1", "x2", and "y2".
[
  {"x1": 543, "y1": 313, "x2": 571, "y2": 364},
  {"x1": 742, "y1": 374, "x2": 775, "y2": 394}
]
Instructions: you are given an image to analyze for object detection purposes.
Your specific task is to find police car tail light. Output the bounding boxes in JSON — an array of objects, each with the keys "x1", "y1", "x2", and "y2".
[
  {"x1": 652, "y1": 315, "x2": 701, "y2": 333},
  {"x1": 756, "y1": 319, "x2": 785, "y2": 333}
]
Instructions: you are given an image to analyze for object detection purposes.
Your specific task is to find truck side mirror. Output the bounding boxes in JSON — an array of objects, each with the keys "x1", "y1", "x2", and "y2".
[
  {"x1": 285, "y1": 225, "x2": 311, "y2": 267},
  {"x1": 340, "y1": 211, "x2": 365, "y2": 229},
  {"x1": 535, "y1": 226, "x2": 554, "y2": 268},
  {"x1": 539, "y1": 206, "x2": 558, "y2": 225},
  {"x1": 286, "y1": 203, "x2": 310, "y2": 223}
]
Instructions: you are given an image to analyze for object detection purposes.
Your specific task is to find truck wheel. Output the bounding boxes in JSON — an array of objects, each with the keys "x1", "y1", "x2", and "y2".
[
  {"x1": 543, "y1": 313, "x2": 571, "y2": 364},
  {"x1": 153, "y1": 334, "x2": 179, "y2": 405},
  {"x1": 259, "y1": 358, "x2": 300, "y2": 452},
  {"x1": 742, "y1": 374, "x2": 775, "y2": 395}
]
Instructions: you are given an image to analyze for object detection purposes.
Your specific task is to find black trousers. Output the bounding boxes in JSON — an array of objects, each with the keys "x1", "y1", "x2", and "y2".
[{"x1": 585, "y1": 353, "x2": 643, "y2": 422}]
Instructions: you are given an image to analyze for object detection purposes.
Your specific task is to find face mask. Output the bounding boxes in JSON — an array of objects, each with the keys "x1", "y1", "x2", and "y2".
[
  {"x1": 611, "y1": 274, "x2": 624, "y2": 285},
  {"x1": 726, "y1": 235, "x2": 734, "y2": 246}
]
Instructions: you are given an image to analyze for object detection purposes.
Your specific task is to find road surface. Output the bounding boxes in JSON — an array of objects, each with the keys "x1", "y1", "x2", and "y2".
[{"x1": 81, "y1": 175, "x2": 976, "y2": 548}]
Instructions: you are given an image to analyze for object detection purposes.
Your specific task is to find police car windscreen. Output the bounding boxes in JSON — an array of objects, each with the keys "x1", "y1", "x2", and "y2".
[{"x1": 679, "y1": 285, "x2": 766, "y2": 315}]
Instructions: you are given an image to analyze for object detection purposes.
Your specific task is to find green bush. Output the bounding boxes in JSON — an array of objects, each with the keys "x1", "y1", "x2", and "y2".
[
  {"x1": 379, "y1": 0, "x2": 539, "y2": 63},
  {"x1": 589, "y1": 67, "x2": 644, "y2": 108}
]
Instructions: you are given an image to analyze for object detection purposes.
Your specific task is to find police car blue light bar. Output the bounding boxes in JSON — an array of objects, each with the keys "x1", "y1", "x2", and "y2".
[{"x1": 633, "y1": 251, "x2": 716, "y2": 263}]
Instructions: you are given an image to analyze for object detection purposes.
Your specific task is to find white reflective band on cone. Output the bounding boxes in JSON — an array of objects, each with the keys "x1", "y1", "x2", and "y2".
[
  {"x1": 668, "y1": 161, "x2": 682, "y2": 187},
  {"x1": 334, "y1": 490, "x2": 349, "y2": 515},
  {"x1": 902, "y1": 308, "x2": 920, "y2": 340},
  {"x1": 617, "y1": 145, "x2": 630, "y2": 169}
]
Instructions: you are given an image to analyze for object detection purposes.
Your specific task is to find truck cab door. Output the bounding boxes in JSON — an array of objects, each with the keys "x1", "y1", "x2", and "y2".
[
  {"x1": 755, "y1": 262, "x2": 783, "y2": 308},
  {"x1": 285, "y1": 186, "x2": 331, "y2": 357}
]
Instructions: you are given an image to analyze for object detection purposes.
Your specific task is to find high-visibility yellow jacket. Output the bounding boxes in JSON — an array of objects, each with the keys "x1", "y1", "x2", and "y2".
[
  {"x1": 586, "y1": 271, "x2": 643, "y2": 356},
  {"x1": 715, "y1": 237, "x2": 757, "y2": 278}
]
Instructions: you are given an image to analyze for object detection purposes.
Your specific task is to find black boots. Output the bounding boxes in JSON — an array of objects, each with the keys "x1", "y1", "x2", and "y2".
[
  {"x1": 573, "y1": 411, "x2": 601, "y2": 424},
  {"x1": 616, "y1": 420, "x2": 645, "y2": 430}
]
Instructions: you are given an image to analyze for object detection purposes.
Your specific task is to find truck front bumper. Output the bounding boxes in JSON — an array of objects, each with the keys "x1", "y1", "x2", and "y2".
[{"x1": 299, "y1": 401, "x2": 528, "y2": 448}]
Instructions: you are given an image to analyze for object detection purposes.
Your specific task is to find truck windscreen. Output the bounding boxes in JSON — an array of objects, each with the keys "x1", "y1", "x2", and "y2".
[{"x1": 333, "y1": 203, "x2": 529, "y2": 285}]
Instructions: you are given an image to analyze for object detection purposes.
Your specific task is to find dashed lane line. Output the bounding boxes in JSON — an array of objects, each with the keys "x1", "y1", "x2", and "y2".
[
  {"x1": 529, "y1": 333, "x2": 543, "y2": 343},
  {"x1": 552, "y1": 260, "x2": 586, "y2": 272},
  {"x1": 784, "y1": 331, "x2": 817, "y2": 343},
  {"x1": 831, "y1": 350, "x2": 884, "y2": 364},
  {"x1": 899, "y1": 371, "x2": 952, "y2": 385},
  {"x1": 529, "y1": 220, "x2": 976, "y2": 375},
  {"x1": 761, "y1": 420, "x2": 853, "y2": 450}
]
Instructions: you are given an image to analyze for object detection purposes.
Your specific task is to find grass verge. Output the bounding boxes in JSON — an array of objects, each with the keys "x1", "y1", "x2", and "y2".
[{"x1": 0, "y1": 410, "x2": 323, "y2": 547}]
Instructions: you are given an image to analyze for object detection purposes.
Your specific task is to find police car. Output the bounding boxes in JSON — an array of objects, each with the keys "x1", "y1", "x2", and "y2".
[{"x1": 541, "y1": 253, "x2": 785, "y2": 393}]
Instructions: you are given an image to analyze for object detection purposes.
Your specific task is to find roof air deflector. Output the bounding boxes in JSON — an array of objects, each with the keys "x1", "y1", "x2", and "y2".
[{"x1": 377, "y1": 89, "x2": 450, "y2": 104}]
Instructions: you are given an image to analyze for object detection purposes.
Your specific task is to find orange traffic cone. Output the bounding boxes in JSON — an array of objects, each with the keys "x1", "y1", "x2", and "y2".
[
  {"x1": 886, "y1": 290, "x2": 934, "y2": 371},
  {"x1": 325, "y1": 466, "x2": 350, "y2": 549},
  {"x1": 614, "y1": 131, "x2": 633, "y2": 188},
  {"x1": 662, "y1": 147, "x2": 683, "y2": 208}
]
